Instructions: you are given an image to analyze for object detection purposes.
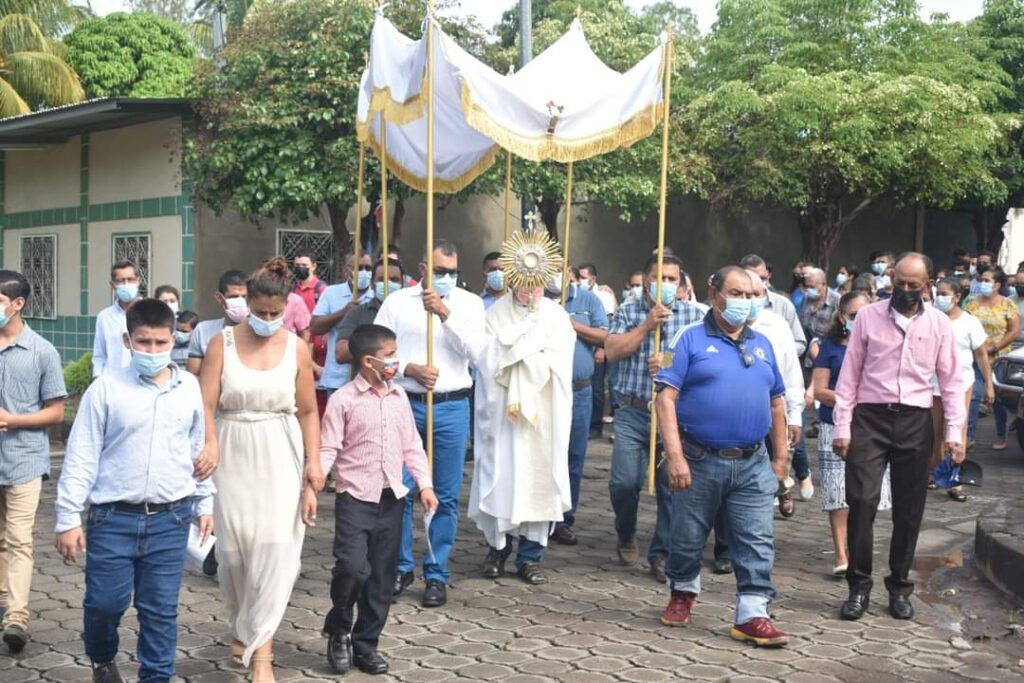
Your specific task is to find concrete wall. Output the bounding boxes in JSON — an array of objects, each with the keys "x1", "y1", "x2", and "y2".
[
  {"x1": 87, "y1": 216, "x2": 182, "y2": 313},
  {"x1": 2, "y1": 223, "x2": 80, "y2": 316},
  {"x1": 90, "y1": 119, "x2": 182, "y2": 204},
  {"x1": 6, "y1": 140, "x2": 79, "y2": 213}
]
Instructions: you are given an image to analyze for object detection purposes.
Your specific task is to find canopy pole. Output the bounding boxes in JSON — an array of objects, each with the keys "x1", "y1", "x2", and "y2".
[
  {"x1": 560, "y1": 161, "x2": 574, "y2": 306},
  {"x1": 354, "y1": 144, "x2": 365, "y2": 288},
  {"x1": 503, "y1": 150, "x2": 513, "y2": 239},
  {"x1": 425, "y1": 9, "x2": 436, "y2": 471},
  {"x1": 648, "y1": 26, "x2": 673, "y2": 495},
  {"x1": 379, "y1": 119, "x2": 389, "y2": 299}
]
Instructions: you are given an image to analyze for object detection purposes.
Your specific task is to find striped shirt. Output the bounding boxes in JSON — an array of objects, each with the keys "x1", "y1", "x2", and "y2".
[
  {"x1": 0, "y1": 325, "x2": 66, "y2": 485},
  {"x1": 320, "y1": 373, "x2": 432, "y2": 503},
  {"x1": 609, "y1": 299, "x2": 705, "y2": 402}
]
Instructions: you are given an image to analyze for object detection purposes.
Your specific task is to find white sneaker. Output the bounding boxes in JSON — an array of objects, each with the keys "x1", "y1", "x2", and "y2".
[{"x1": 797, "y1": 478, "x2": 814, "y2": 501}]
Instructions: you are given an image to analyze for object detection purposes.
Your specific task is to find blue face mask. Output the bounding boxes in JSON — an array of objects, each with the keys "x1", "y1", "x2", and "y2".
[
  {"x1": 720, "y1": 297, "x2": 752, "y2": 327},
  {"x1": 871, "y1": 262, "x2": 886, "y2": 276},
  {"x1": 356, "y1": 269, "x2": 372, "y2": 291},
  {"x1": 374, "y1": 280, "x2": 402, "y2": 301},
  {"x1": 978, "y1": 281, "x2": 995, "y2": 297},
  {"x1": 844, "y1": 318, "x2": 856, "y2": 335},
  {"x1": 630, "y1": 285, "x2": 643, "y2": 301},
  {"x1": 433, "y1": 274, "x2": 457, "y2": 297},
  {"x1": 934, "y1": 295, "x2": 954, "y2": 312},
  {"x1": 836, "y1": 273, "x2": 848, "y2": 287},
  {"x1": 486, "y1": 270, "x2": 505, "y2": 292},
  {"x1": 648, "y1": 281, "x2": 677, "y2": 306},
  {"x1": 173, "y1": 330, "x2": 191, "y2": 345},
  {"x1": 0, "y1": 303, "x2": 13, "y2": 329},
  {"x1": 115, "y1": 283, "x2": 139, "y2": 303},
  {"x1": 131, "y1": 347, "x2": 171, "y2": 377},
  {"x1": 249, "y1": 313, "x2": 284, "y2": 337},
  {"x1": 805, "y1": 288, "x2": 821, "y2": 301},
  {"x1": 747, "y1": 297, "x2": 766, "y2": 322}
]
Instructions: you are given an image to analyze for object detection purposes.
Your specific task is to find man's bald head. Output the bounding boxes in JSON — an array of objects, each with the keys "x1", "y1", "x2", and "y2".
[{"x1": 894, "y1": 252, "x2": 933, "y2": 291}]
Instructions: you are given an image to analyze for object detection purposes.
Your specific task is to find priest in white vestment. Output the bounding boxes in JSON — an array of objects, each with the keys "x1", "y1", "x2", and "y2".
[{"x1": 468, "y1": 231, "x2": 575, "y2": 585}]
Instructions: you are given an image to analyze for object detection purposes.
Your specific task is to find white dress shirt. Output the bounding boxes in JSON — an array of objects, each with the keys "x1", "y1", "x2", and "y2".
[
  {"x1": 766, "y1": 290, "x2": 808, "y2": 356},
  {"x1": 373, "y1": 284, "x2": 486, "y2": 394},
  {"x1": 91, "y1": 302, "x2": 131, "y2": 378},
  {"x1": 751, "y1": 309, "x2": 805, "y2": 427}
]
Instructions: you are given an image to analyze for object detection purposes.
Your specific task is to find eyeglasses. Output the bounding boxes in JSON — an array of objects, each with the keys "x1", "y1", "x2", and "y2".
[{"x1": 736, "y1": 339, "x2": 754, "y2": 368}]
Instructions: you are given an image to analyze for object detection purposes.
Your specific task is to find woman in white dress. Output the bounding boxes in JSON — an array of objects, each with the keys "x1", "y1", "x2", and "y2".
[
  {"x1": 931, "y1": 278, "x2": 993, "y2": 502},
  {"x1": 199, "y1": 257, "x2": 323, "y2": 682}
]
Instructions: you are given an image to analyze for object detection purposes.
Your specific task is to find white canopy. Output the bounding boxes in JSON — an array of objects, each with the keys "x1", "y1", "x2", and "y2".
[{"x1": 357, "y1": 15, "x2": 668, "y2": 193}]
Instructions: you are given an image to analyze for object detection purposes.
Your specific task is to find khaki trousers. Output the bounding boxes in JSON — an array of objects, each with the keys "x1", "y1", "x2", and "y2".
[{"x1": 0, "y1": 477, "x2": 43, "y2": 627}]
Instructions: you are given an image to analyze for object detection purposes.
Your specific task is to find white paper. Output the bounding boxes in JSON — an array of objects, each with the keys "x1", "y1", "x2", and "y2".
[
  {"x1": 184, "y1": 524, "x2": 215, "y2": 574},
  {"x1": 423, "y1": 509, "x2": 436, "y2": 565}
]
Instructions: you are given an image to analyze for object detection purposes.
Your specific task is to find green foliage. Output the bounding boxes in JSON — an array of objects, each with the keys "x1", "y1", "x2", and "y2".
[
  {"x1": 63, "y1": 351, "x2": 91, "y2": 396},
  {"x1": 0, "y1": 13, "x2": 84, "y2": 117},
  {"x1": 0, "y1": 0, "x2": 90, "y2": 36},
  {"x1": 63, "y1": 12, "x2": 194, "y2": 98},
  {"x1": 128, "y1": 0, "x2": 194, "y2": 26}
]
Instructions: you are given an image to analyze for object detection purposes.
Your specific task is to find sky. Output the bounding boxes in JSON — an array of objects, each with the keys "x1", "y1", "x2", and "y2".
[{"x1": 89, "y1": 0, "x2": 986, "y2": 33}]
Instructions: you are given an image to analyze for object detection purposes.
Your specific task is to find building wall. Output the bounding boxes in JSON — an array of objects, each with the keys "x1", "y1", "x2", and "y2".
[{"x1": 6, "y1": 139, "x2": 79, "y2": 213}]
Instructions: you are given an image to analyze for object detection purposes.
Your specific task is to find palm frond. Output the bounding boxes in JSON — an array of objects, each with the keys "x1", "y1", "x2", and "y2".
[
  {"x1": 4, "y1": 49, "x2": 84, "y2": 109},
  {"x1": 186, "y1": 18, "x2": 213, "y2": 57},
  {"x1": 0, "y1": 1, "x2": 91, "y2": 36},
  {"x1": 0, "y1": 75, "x2": 30, "y2": 117},
  {"x1": 0, "y1": 14, "x2": 48, "y2": 54}
]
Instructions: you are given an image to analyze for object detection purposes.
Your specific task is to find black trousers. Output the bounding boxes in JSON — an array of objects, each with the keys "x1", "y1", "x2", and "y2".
[
  {"x1": 323, "y1": 490, "x2": 403, "y2": 656},
  {"x1": 846, "y1": 403, "x2": 933, "y2": 597}
]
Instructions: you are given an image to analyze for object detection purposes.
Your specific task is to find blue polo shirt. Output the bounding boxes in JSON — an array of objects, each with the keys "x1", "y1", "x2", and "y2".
[
  {"x1": 563, "y1": 287, "x2": 609, "y2": 382},
  {"x1": 656, "y1": 313, "x2": 785, "y2": 449}
]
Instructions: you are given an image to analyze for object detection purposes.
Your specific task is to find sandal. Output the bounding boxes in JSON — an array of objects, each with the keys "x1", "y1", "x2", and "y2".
[
  {"x1": 947, "y1": 489, "x2": 967, "y2": 503},
  {"x1": 230, "y1": 639, "x2": 246, "y2": 666},
  {"x1": 250, "y1": 653, "x2": 274, "y2": 683},
  {"x1": 927, "y1": 478, "x2": 937, "y2": 490}
]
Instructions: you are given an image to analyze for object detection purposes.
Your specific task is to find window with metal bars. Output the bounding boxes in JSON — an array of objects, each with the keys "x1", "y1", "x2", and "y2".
[
  {"x1": 20, "y1": 235, "x2": 57, "y2": 320},
  {"x1": 112, "y1": 234, "x2": 151, "y2": 297},
  {"x1": 276, "y1": 229, "x2": 336, "y2": 281}
]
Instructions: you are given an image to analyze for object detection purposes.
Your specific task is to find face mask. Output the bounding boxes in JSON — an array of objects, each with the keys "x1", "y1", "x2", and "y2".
[
  {"x1": 374, "y1": 280, "x2": 402, "y2": 301},
  {"x1": 876, "y1": 274, "x2": 892, "y2": 290},
  {"x1": 890, "y1": 285, "x2": 922, "y2": 314},
  {"x1": 545, "y1": 274, "x2": 563, "y2": 295},
  {"x1": 370, "y1": 356, "x2": 400, "y2": 382},
  {"x1": 792, "y1": 274, "x2": 805, "y2": 287},
  {"x1": 836, "y1": 274, "x2": 847, "y2": 287},
  {"x1": 131, "y1": 347, "x2": 171, "y2": 377},
  {"x1": 747, "y1": 297, "x2": 766, "y2": 322},
  {"x1": 977, "y1": 264, "x2": 991, "y2": 276},
  {"x1": 433, "y1": 274, "x2": 457, "y2": 297},
  {"x1": 486, "y1": 270, "x2": 505, "y2": 292},
  {"x1": 294, "y1": 266, "x2": 310, "y2": 281},
  {"x1": 1015, "y1": 285, "x2": 1024, "y2": 298},
  {"x1": 115, "y1": 283, "x2": 139, "y2": 303},
  {"x1": 805, "y1": 288, "x2": 821, "y2": 301},
  {"x1": 649, "y1": 281, "x2": 677, "y2": 306},
  {"x1": 224, "y1": 297, "x2": 249, "y2": 324},
  {"x1": 630, "y1": 285, "x2": 643, "y2": 301},
  {"x1": 934, "y1": 295, "x2": 954, "y2": 313},
  {"x1": 844, "y1": 318, "x2": 856, "y2": 335},
  {"x1": 174, "y1": 330, "x2": 191, "y2": 345},
  {"x1": 579, "y1": 279, "x2": 593, "y2": 291},
  {"x1": 249, "y1": 313, "x2": 284, "y2": 337},
  {"x1": 969, "y1": 265, "x2": 977, "y2": 276},
  {"x1": 978, "y1": 281, "x2": 995, "y2": 297},
  {"x1": 0, "y1": 303, "x2": 13, "y2": 328},
  {"x1": 953, "y1": 270, "x2": 966, "y2": 277},
  {"x1": 163, "y1": 301, "x2": 179, "y2": 315},
  {"x1": 356, "y1": 269, "x2": 372, "y2": 291},
  {"x1": 719, "y1": 297, "x2": 752, "y2": 327},
  {"x1": 871, "y1": 262, "x2": 886, "y2": 276}
]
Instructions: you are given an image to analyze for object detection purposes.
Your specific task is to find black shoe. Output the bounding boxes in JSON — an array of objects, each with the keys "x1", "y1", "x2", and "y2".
[
  {"x1": 713, "y1": 557, "x2": 734, "y2": 575},
  {"x1": 353, "y1": 651, "x2": 389, "y2": 675},
  {"x1": 422, "y1": 580, "x2": 447, "y2": 608},
  {"x1": 91, "y1": 661, "x2": 124, "y2": 683},
  {"x1": 392, "y1": 570, "x2": 414, "y2": 597},
  {"x1": 482, "y1": 547, "x2": 511, "y2": 579},
  {"x1": 326, "y1": 632, "x2": 353, "y2": 674},
  {"x1": 517, "y1": 562, "x2": 549, "y2": 585},
  {"x1": 840, "y1": 592, "x2": 870, "y2": 621},
  {"x1": 2, "y1": 623, "x2": 28, "y2": 653},
  {"x1": 550, "y1": 524, "x2": 578, "y2": 546},
  {"x1": 889, "y1": 594, "x2": 915, "y2": 620}
]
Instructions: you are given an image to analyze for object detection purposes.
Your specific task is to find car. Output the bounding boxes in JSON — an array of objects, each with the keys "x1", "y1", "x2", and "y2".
[{"x1": 992, "y1": 345, "x2": 1024, "y2": 451}]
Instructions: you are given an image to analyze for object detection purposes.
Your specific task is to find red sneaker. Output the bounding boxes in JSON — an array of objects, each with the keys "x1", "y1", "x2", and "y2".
[
  {"x1": 730, "y1": 617, "x2": 789, "y2": 647},
  {"x1": 660, "y1": 590, "x2": 696, "y2": 626}
]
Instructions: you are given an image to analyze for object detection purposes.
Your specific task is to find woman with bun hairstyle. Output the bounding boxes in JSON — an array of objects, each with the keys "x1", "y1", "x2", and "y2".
[{"x1": 198, "y1": 257, "x2": 324, "y2": 682}]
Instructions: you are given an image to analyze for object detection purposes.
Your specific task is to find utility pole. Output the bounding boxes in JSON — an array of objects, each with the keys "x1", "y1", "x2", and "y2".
[{"x1": 519, "y1": 0, "x2": 533, "y2": 229}]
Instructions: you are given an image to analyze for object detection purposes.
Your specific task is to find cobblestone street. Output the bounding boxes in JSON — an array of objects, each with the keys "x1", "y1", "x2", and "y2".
[{"x1": 3, "y1": 424, "x2": 1023, "y2": 682}]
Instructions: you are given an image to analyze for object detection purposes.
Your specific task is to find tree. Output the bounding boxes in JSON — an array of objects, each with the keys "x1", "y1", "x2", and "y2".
[
  {"x1": 127, "y1": 0, "x2": 194, "y2": 26},
  {"x1": 63, "y1": 12, "x2": 194, "y2": 98},
  {"x1": 0, "y1": 13, "x2": 84, "y2": 117},
  {"x1": 680, "y1": 0, "x2": 1016, "y2": 270},
  {"x1": 0, "y1": 0, "x2": 90, "y2": 36}
]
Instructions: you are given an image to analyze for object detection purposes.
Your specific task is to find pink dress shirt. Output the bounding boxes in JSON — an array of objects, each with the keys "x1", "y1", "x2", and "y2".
[
  {"x1": 320, "y1": 374, "x2": 432, "y2": 503},
  {"x1": 283, "y1": 292, "x2": 311, "y2": 335},
  {"x1": 833, "y1": 300, "x2": 965, "y2": 443}
]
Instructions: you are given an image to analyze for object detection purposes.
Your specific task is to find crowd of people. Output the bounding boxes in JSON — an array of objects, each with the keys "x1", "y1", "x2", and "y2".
[{"x1": 0, "y1": 237, "x2": 1017, "y2": 682}]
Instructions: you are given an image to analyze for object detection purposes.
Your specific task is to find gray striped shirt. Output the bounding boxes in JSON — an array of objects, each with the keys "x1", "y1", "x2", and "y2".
[{"x1": 0, "y1": 324, "x2": 67, "y2": 485}]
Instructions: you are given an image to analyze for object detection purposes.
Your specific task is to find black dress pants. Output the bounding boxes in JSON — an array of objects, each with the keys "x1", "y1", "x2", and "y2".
[
  {"x1": 323, "y1": 490, "x2": 403, "y2": 656},
  {"x1": 846, "y1": 404, "x2": 933, "y2": 597}
]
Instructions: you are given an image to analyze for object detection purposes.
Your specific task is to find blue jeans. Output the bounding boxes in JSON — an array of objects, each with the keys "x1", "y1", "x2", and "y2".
[
  {"x1": 398, "y1": 398, "x2": 470, "y2": 583},
  {"x1": 969, "y1": 365, "x2": 1007, "y2": 440},
  {"x1": 562, "y1": 385, "x2": 593, "y2": 529},
  {"x1": 608, "y1": 401, "x2": 672, "y2": 561},
  {"x1": 591, "y1": 362, "x2": 606, "y2": 431},
  {"x1": 665, "y1": 445, "x2": 778, "y2": 624},
  {"x1": 791, "y1": 433, "x2": 811, "y2": 480},
  {"x1": 494, "y1": 534, "x2": 544, "y2": 569},
  {"x1": 83, "y1": 501, "x2": 192, "y2": 683}
]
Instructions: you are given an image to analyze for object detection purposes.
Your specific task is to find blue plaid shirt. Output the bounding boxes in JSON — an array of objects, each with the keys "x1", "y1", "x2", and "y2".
[{"x1": 609, "y1": 299, "x2": 705, "y2": 403}]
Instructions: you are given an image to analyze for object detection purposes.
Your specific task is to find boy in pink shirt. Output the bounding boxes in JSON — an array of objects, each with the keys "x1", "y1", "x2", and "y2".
[{"x1": 319, "y1": 324, "x2": 437, "y2": 675}]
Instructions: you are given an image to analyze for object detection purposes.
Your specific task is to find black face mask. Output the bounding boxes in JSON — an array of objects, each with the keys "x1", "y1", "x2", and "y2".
[
  {"x1": 294, "y1": 266, "x2": 310, "y2": 281},
  {"x1": 890, "y1": 285, "x2": 922, "y2": 314},
  {"x1": 976, "y1": 264, "x2": 991, "y2": 276},
  {"x1": 1015, "y1": 286, "x2": 1024, "y2": 298},
  {"x1": 792, "y1": 275, "x2": 805, "y2": 287}
]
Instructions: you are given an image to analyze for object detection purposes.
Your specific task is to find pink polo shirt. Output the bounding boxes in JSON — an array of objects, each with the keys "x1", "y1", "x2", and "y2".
[
  {"x1": 283, "y1": 292, "x2": 311, "y2": 335},
  {"x1": 320, "y1": 374, "x2": 432, "y2": 503},
  {"x1": 833, "y1": 299, "x2": 965, "y2": 443}
]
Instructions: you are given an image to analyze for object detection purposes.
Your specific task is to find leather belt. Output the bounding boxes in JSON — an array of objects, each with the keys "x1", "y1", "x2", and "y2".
[
  {"x1": 864, "y1": 403, "x2": 928, "y2": 414},
  {"x1": 572, "y1": 379, "x2": 592, "y2": 391},
  {"x1": 407, "y1": 388, "x2": 471, "y2": 404},
  {"x1": 103, "y1": 499, "x2": 188, "y2": 516},
  {"x1": 684, "y1": 436, "x2": 761, "y2": 459},
  {"x1": 619, "y1": 394, "x2": 651, "y2": 411}
]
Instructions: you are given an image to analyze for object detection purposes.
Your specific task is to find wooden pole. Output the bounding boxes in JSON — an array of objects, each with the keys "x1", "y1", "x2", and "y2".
[
  {"x1": 379, "y1": 119, "x2": 389, "y2": 298},
  {"x1": 648, "y1": 27, "x2": 673, "y2": 495},
  {"x1": 354, "y1": 144, "x2": 365, "y2": 288},
  {"x1": 425, "y1": 9, "x2": 436, "y2": 471},
  {"x1": 560, "y1": 161, "x2": 574, "y2": 306},
  {"x1": 503, "y1": 150, "x2": 513, "y2": 239}
]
